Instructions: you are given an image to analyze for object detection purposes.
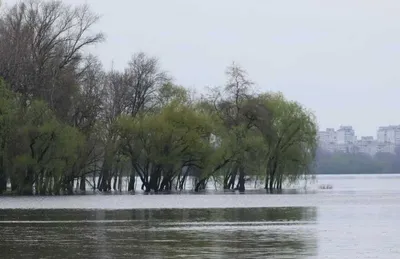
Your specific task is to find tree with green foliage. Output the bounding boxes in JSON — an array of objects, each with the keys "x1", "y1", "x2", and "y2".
[
  {"x1": 0, "y1": 79, "x2": 18, "y2": 193},
  {"x1": 0, "y1": 0, "x2": 318, "y2": 195},
  {"x1": 117, "y1": 96, "x2": 214, "y2": 192},
  {"x1": 255, "y1": 93, "x2": 318, "y2": 190}
]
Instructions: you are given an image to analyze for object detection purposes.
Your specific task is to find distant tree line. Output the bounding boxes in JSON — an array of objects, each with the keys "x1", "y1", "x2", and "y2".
[
  {"x1": 315, "y1": 148, "x2": 400, "y2": 174},
  {"x1": 0, "y1": 0, "x2": 318, "y2": 195}
]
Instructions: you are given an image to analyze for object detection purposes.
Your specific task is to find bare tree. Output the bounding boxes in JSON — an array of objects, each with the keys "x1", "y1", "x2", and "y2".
[
  {"x1": 0, "y1": 0, "x2": 104, "y2": 118},
  {"x1": 224, "y1": 62, "x2": 254, "y2": 109},
  {"x1": 71, "y1": 55, "x2": 105, "y2": 134},
  {"x1": 124, "y1": 52, "x2": 170, "y2": 117},
  {"x1": 99, "y1": 51, "x2": 170, "y2": 125}
]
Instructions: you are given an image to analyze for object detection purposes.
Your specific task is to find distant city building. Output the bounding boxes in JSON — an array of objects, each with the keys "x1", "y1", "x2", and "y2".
[
  {"x1": 355, "y1": 136, "x2": 377, "y2": 156},
  {"x1": 318, "y1": 125, "x2": 400, "y2": 156},
  {"x1": 336, "y1": 126, "x2": 356, "y2": 144},
  {"x1": 317, "y1": 128, "x2": 337, "y2": 152},
  {"x1": 377, "y1": 125, "x2": 400, "y2": 145},
  {"x1": 377, "y1": 142, "x2": 396, "y2": 154}
]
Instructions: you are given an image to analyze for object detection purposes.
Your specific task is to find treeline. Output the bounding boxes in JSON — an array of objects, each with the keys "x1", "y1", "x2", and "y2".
[
  {"x1": 0, "y1": 0, "x2": 318, "y2": 195},
  {"x1": 316, "y1": 149, "x2": 400, "y2": 174}
]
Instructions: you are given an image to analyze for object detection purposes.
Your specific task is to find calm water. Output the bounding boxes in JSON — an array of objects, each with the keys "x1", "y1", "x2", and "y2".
[{"x1": 0, "y1": 174, "x2": 399, "y2": 258}]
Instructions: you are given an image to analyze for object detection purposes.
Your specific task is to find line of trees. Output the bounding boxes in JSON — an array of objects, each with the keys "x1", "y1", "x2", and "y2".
[
  {"x1": 316, "y1": 148, "x2": 400, "y2": 174},
  {"x1": 0, "y1": 0, "x2": 318, "y2": 195}
]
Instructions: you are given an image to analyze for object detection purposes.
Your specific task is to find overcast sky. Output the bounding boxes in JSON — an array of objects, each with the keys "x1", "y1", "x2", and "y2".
[{"x1": 3, "y1": 0, "x2": 400, "y2": 137}]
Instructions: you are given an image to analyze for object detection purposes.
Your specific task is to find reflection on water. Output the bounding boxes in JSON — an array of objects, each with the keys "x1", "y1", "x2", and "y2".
[
  {"x1": 2, "y1": 175, "x2": 400, "y2": 258},
  {"x1": 0, "y1": 207, "x2": 318, "y2": 259}
]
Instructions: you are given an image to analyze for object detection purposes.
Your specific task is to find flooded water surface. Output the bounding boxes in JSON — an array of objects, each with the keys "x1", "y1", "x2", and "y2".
[{"x1": 0, "y1": 174, "x2": 400, "y2": 258}]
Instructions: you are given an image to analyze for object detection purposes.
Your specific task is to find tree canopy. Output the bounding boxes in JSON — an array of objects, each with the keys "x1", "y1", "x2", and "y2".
[
  {"x1": 316, "y1": 148, "x2": 400, "y2": 175},
  {"x1": 0, "y1": 0, "x2": 318, "y2": 195}
]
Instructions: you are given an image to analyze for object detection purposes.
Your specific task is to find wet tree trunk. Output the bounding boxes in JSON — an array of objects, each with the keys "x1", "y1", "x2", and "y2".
[
  {"x1": 195, "y1": 178, "x2": 207, "y2": 192},
  {"x1": 223, "y1": 175, "x2": 230, "y2": 189},
  {"x1": 97, "y1": 174, "x2": 102, "y2": 190},
  {"x1": 11, "y1": 177, "x2": 18, "y2": 192},
  {"x1": 159, "y1": 177, "x2": 168, "y2": 191},
  {"x1": 146, "y1": 166, "x2": 161, "y2": 193},
  {"x1": 66, "y1": 176, "x2": 74, "y2": 195},
  {"x1": 277, "y1": 175, "x2": 283, "y2": 190},
  {"x1": 223, "y1": 168, "x2": 234, "y2": 189},
  {"x1": 80, "y1": 176, "x2": 86, "y2": 191},
  {"x1": 117, "y1": 174, "x2": 122, "y2": 192},
  {"x1": 0, "y1": 167, "x2": 6, "y2": 194},
  {"x1": 148, "y1": 174, "x2": 159, "y2": 192},
  {"x1": 48, "y1": 175, "x2": 53, "y2": 194},
  {"x1": 268, "y1": 158, "x2": 278, "y2": 192},
  {"x1": 0, "y1": 151, "x2": 7, "y2": 194},
  {"x1": 228, "y1": 172, "x2": 236, "y2": 189},
  {"x1": 99, "y1": 159, "x2": 112, "y2": 192},
  {"x1": 22, "y1": 167, "x2": 34, "y2": 195},
  {"x1": 265, "y1": 159, "x2": 271, "y2": 190},
  {"x1": 160, "y1": 175, "x2": 173, "y2": 191},
  {"x1": 39, "y1": 171, "x2": 48, "y2": 195},
  {"x1": 128, "y1": 171, "x2": 135, "y2": 191},
  {"x1": 236, "y1": 166, "x2": 245, "y2": 192},
  {"x1": 0, "y1": 142, "x2": 6, "y2": 193},
  {"x1": 113, "y1": 174, "x2": 118, "y2": 191},
  {"x1": 54, "y1": 179, "x2": 61, "y2": 195},
  {"x1": 34, "y1": 174, "x2": 39, "y2": 195},
  {"x1": 179, "y1": 166, "x2": 190, "y2": 190}
]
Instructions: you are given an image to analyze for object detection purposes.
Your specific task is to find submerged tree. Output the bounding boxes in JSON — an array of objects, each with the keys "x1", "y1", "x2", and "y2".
[
  {"x1": 255, "y1": 93, "x2": 318, "y2": 190},
  {"x1": 0, "y1": 79, "x2": 18, "y2": 194},
  {"x1": 0, "y1": 0, "x2": 318, "y2": 195}
]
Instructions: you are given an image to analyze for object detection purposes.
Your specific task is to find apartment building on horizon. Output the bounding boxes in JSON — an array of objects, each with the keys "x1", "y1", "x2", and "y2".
[{"x1": 318, "y1": 125, "x2": 400, "y2": 156}]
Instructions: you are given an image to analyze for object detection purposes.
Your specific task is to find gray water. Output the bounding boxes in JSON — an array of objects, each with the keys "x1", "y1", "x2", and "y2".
[{"x1": 0, "y1": 174, "x2": 399, "y2": 258}]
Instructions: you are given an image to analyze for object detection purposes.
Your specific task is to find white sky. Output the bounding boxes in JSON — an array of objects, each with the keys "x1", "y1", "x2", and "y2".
[{"x1": 3, "y1": 0, "x2": 400, "y2": 137}]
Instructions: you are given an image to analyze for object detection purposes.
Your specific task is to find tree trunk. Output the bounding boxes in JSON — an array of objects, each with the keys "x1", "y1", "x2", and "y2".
[
  {"x1": 66, "y1": 176, "x2": 74, "y2": 195},
  {"x1": 113, "y1": 174, "x2": 118, "y2": 191},
  {"x1": 0, "y1": 169, "x2": 6, "y2": 194},
  {"x1": 278, "y1": 175, "x2": 283, "y2": 189},
  {"x1": 160, "y1": 177, "x2": 168, "y2": 191},
  {"x1": 128, "y1": 172, "x2": 135, "y2": 191},
  {"x1": 228, "y1": 172, "x2": 236, "y2": 189},
  {"x1": 48, "y1": 175, "x2": 53, "y2": 194},
  {"x1": 11, "y1": 177, "x2": 18, "y2": 192},
  {"x1": 92, "y1": 171, "x2": 97, "y2": 190},
  {"x1": 80, "y1": 176, "x2": 86, "y2": 191},
  {"x1": 179, "y1": 167, "x2": 190, "y2": 190},
  {"x1": 160, "y1": 176, "x2": 173, "y2": 191},
  {"x1": 99, "y1": 161, "x2": 112, "y2": 192},
  {"x1": 39, "y1": 171, "x2": 47, "y2": 195},
  {"x1": 237, "y1": 166, "x2": 245, "y2": 192},
  {"x1": 0, "y1": 144, "x2": 7, "y2": 194},
  {"x1": 148, "y1": 174, "x2": 159, "y2": 192},
  {"x1": 264, "y1": 173, "x2": 269, "y2": 190},
  {"x1": 21, "y1": 167, "x2": 34, "y2": 195},
  {"x1": 97, "y1": 174, "x2": 102, "y2": 190},
  {"x1": 117, "y1": 174, "x2": 122, "y2": 192},
  {"x1": 195, "y1": 178, "x2": 207, "y2": 192},
  {"x1": 223, "y1": 169, "x2": 233, "y2": 189}
]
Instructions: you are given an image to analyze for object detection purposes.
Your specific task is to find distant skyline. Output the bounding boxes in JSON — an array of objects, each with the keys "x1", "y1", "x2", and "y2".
[
  {"x1": 320, "y1": 124, "x2": 400, "y2": 138},
  {"x1": 3, "y1": 0, "x2": 400, "y2": 136}
]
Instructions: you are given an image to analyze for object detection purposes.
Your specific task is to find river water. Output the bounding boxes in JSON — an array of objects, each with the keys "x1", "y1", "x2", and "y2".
[{"x1": 0, "y1": 174, "x2": 399, "y2": 258}]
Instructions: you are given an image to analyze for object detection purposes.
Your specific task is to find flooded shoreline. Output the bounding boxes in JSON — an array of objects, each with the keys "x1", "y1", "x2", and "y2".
[{"x1": 1, "y1": 174, "x2": 400, "y2": 258}]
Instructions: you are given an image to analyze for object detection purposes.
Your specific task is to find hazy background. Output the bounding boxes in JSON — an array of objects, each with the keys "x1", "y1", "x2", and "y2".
[{"x1": 2, "y1": 0, "x2": 400, "y2": 137}]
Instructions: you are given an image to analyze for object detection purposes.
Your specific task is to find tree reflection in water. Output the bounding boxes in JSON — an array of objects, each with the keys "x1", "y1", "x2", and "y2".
[{"x1": 0, "y1": 207, "x2": 317, "y2": 258}]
